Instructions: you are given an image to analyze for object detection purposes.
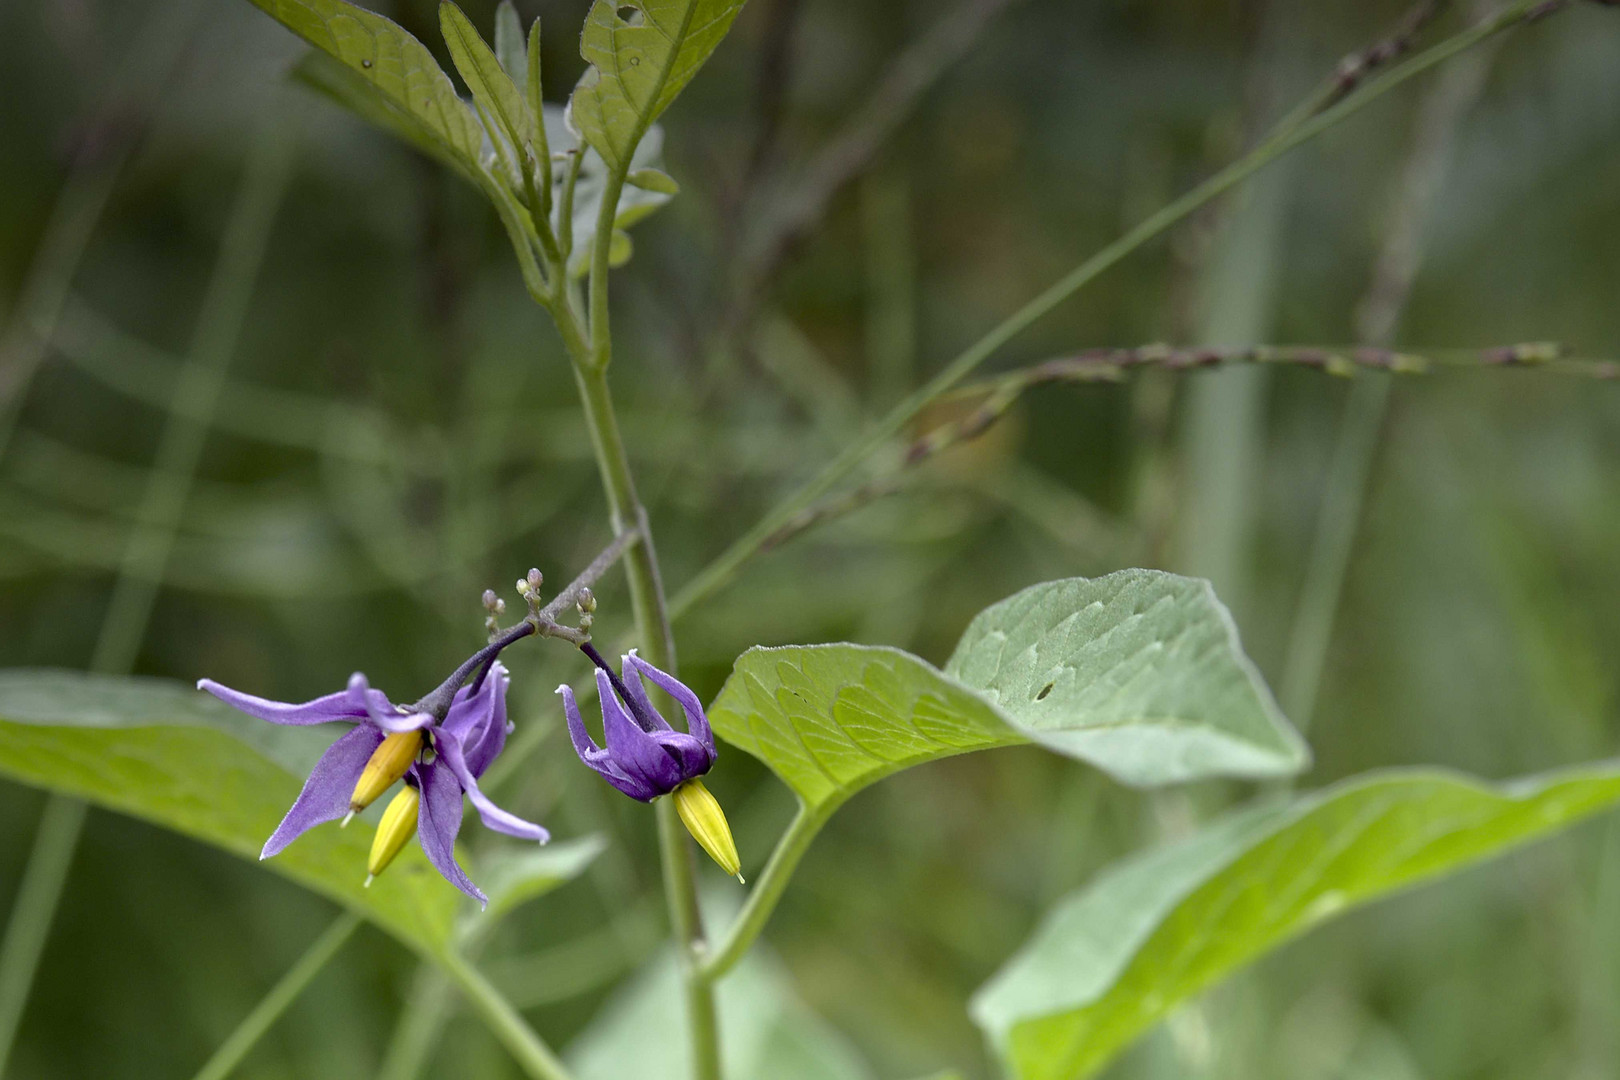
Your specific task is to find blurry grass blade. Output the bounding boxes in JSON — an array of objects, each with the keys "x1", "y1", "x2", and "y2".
[
  {"x1": 569, "y1": 0, "x2": 750, "y2": 172},
  {"x1": 0, "y1": 670, "x2": 456, "y2": 954},
  {"x1": 441, "y1": 2, "x2": 536, "y2": 171},
  {"x1": 708, "y1": 571, "x2": 1306, "y2": 818},
  {"x1": 971, "y1": 762, "x2": 1620, "y2": 1080},
  {"x1": 248, "y1": 0, "x2": 483, "y2": 176},
  {"x1": 479, "y1": 836, "x2": 607, "y2": 920},
  {"x1": 494, "y1": 0, "x2": 528, "y2": 83}
]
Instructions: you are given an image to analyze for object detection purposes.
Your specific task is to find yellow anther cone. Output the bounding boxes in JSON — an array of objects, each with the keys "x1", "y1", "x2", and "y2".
[
  {"x1": 350, "y1": 730, "x2": 422, "y2": 815},
  {"x1": 672, "y1": 779, "x2": 743, "y2": 882},
  {"x1": 366, "y1": 785, "x2": 420, "y2": 885}
]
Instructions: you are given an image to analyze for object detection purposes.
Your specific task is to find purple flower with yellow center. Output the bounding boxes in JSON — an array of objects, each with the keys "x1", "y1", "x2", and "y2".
[
  {"x1": 198, "y1": 660, "x2": 546, "y2": 905},
  {"x1": 561, "y1": 647, "x2": 742, "y2": 881}
]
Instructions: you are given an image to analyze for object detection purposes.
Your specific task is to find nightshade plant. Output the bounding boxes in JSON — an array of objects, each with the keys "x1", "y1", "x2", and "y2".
[{"x1": 0, "y1": 1, "x2": 1618, "y2": 1079}]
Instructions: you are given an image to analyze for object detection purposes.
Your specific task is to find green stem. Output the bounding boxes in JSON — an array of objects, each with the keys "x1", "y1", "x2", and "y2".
[
  {"x1": 666, "y1": 0, "x2": 1560, "y2": 622},
  {"x1": 698, "y1": 805, "x2": 826, "y2": 983},
  {"x1": 376, "y1": 966, "x2": 457, "y2": 1080},
  {"x1": 437, "y1": 950, "x2": 573, "y2": 1080},
  {"x1": 0, "y1": 796, "x2": 88, "y2": 1076},
  {"x1": 188, "y1": 912, "x2": 361, "y2": 1080}
]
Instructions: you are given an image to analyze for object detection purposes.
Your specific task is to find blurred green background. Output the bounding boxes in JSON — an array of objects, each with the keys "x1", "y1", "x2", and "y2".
[{"x1": 1, "y1": 0, "x2": 1618, "y2": 1077}]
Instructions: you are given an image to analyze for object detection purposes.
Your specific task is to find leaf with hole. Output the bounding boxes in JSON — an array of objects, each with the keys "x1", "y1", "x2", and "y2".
[
  {"x1": 707, "y1": 571, "x2": 1307, "y2": 825},
  {"x1": 970, "y1": 761, "x2": 1620, "y2": 1080},
  {"x1": 568, "y1": 0, "x2": 751, "y2": 173}
]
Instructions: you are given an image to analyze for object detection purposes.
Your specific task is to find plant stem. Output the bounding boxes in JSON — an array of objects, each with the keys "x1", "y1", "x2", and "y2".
[
  {"x1": 667, "y1": 0, "x2": 1564, "y2": 622},
  {"x1": 188, "y1": 912, "x2": 361, "y2": 1080},
  {"x1": 438, "y1": 950, "x2": 574, "y2": 1080},
  {"x1": 0, "y1": 796, "x2": 87, "y2": 1076},
  {"x1": 697, "y1": 805, "x2": 826, "y2": 983}
]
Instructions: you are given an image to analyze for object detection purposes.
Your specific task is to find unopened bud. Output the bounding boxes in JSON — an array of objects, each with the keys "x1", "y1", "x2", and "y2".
[
  {"x1": 671, "y1": 778, "x2": 743, "y2": 882},
  {"x1": 576, "y1": 587, "x2": 597, "y2": 614},
  {"x1": 526, "y1": 568, "x2": 544, "y2": 592},
  {"x1": 349, "y1": 730, "x2": 423, "y2": 814},
  {"x1": 482, "y1": 589, "x2": 504, "y2": 614},
  {"x1": 366, "y1": 784, "x2": 420, "y2": 884}
]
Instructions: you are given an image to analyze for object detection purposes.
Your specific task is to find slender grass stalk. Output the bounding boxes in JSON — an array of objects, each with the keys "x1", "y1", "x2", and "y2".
[
  {"x1": 188, "y1": 913, "x2": 362, "y2": 1080},
  {"x1": 376, "y1": 966, "x2": 457, "y2": 1080},
  {"x1": 437, "y1": 950, "x2": 574, "y2": 1080},
  {"x1": 667, "y1": 0, "x2": 1566, "y2": 623},
  {"x1": 0, "y1": 797, "x2": 87, "y2": 1077}
]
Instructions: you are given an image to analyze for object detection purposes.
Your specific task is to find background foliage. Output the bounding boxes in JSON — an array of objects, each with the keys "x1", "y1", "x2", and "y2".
[{"x1": 0, "y1": 0, "x2": 1617, "y2": 1077}]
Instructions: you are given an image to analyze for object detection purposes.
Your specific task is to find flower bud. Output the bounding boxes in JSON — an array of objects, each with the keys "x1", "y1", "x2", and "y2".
[
  {"x1": 366, "y1": 784, "x2": 420, "y2": 885},
  {"x1": 671, "y1": 779, "x2": 743, "y2": 882},
  {"x1": 349, "y1": 730, "x2": 423, "y2": 815}
]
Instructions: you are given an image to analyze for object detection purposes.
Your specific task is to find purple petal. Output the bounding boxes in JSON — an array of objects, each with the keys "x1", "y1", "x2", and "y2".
[
  {"x1": 199, "y1": 679, "x2": 365, "y2": 726},
  {"x1": 348, "y1": 672, "x2": 432, "y2": 735},
  {"x1": 652, "y1": 730, "x2": 714, "y2": 779},
  {"x1": 624, "y1": 651, "x2": 714, "y2": 751},
  {"x1": 261, "y1": 725, "x2": 383, "y2": 858},
  {"x1": 414, "y1": 762, "x2": 485, "y2": 906},
  {"x1": 436, "y1": 730, "x2": 550, "y2": 843},
  {"x1": 617, "y1": 664, "x2": 672, "y2": 732},
  {"x1": 450, "y1": 664, "x2": 509, "y2": 779},
  {"x1": 597, "y1": 670, "x2": 684, "y2": 793},
  {"x1": 561, "y1": 684, "x2": 657, "y2": 800}
]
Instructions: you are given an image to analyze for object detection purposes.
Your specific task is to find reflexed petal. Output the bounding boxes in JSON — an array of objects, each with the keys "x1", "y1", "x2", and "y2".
[
  {"x1": 653, "y1": 730, "x2": 714, "y2": 778},
  {"x1": 436, "y1": 730, "x2": 550, "y2": 843},
  {"x1": 624, "y1": 651, "x2": 714, "y2": 750},
  {"x1": 349, "y1": 672, "x2": 432, "y2": 734},
  {"x1": 597, "y1": 670, "x2": 683, "y2": 792},
  {"x1": 561, "y1": 684, "x2": 655, "y2": 799},
  {"x1": 453, "y1": 665, "x2": 510, "y2": 779},
  {"x1": 617, "y1": 663, "x2": 672, "y2": 732},
  {"x1": 261, "y1": 725, "x2": 383, "y2": 858},
  {"x1": 414, "y1": 762, "x2": 485, "y2": 905},
  {"x1": 199, "y1": 679, "x2": 365, "y2": 726}
]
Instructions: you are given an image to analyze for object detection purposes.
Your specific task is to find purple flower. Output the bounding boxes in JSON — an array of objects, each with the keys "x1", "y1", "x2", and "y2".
[
  {"x1": 560, "y1": 649, "x2": 716, "y2": 801},
  {"x1": 198, "y1": 662, "x2": 547, "y2": 904}
]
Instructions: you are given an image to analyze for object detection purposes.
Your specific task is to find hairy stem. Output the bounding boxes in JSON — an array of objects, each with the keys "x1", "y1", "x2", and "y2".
[
  {"x1": 667, "y1": 0, "x2": 1565, "y2": 622},
  {"x1": 188, "y1": 912, "x2": 361, "y2": 1080}
]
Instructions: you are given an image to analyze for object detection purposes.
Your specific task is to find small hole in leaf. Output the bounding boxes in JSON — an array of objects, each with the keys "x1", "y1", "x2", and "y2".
[
  {"x1": 617, "y1": 5, "x2": 644, "y2": 24},
  {"x1": 361, "y1": 59, "x2": 372, "y2": 68},
  {"x1": 1035, "y1": 682, "x2": 1054, "y2": 701}
]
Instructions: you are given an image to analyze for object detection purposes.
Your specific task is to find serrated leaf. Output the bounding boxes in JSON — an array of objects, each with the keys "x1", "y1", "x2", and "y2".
[
  {"x1": 971, "y1": 762, "x2": 1620, "y2": 1080},
  {"x1": 569, "y1": 0, "x2": 749, "y2": 173},
  {"x1": 441, "y1": 1, "x2": 535, "y2": 177},
  {"x1": 248, "y1": 0, "x2": 483, "y2": 176},
  {"x1": 493, "y1": 0, "x2": 527, "y2": 84},
  {"x1": 707, "y1": 571, "x2": 1306, "y2": 824},
  {"x1": 627, "y1": 167, "x2": 679, "y2": 194},
  {"x1": 480, "y1": 835, "x2": 605, "y2": 919}
]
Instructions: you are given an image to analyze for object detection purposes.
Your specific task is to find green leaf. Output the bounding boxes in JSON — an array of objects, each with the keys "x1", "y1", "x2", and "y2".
[
  {"x1": 971, "y1": 762, "x2": 1620, "y2": 1080},
  {"x1": 707, "y1": 571, "x2": 1306, "y2": 822},
  {"x1": 493, "y1": 0, "x2": 527, "y2": 84},
  {"x1": 0, "y1": 670, "x2": 584, "y2": 957},
  {"x1": 555, "y1": 118, "x2": 674, "y2": 277},
  {"x1": 568, "y1": 938, "x2": 870, "y2": 1080},
  {"x1": 440, "y1": 1, "x2": 535, "y2": 179},
  {"x1": 480, "y1": 835, "x2": 606, "y2": 920},
  {"x1": 248, "y1": 0, "x2": 483, "y2": 176},
  {"x1": 627, "y1": 167, "x2": 680, "y2": 195},
  {"x1": 569, "y1": 0, "x2": 750, "y2": 173},
  {"x1": 946, "y1": 572, "x2": 1309, "y2": 785},
  {"x1": 292, "y1": 53, "x2": 468, "y2": 174}
]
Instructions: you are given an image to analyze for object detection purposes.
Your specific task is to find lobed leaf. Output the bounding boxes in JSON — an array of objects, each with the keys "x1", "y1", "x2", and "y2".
[
  {"x1": 0, "y1": 669, "x2": 587, "y2": 956},
  {"x1": 248, "y1": 0, "x2": 484, "y2": 176},
  {"x1": 707, "y1": 571, "x2": 1307, "y2": 821},
  {"x1": 569, "y1": 0, "x2": 750, "y2": 173},
  {"x1": 971, "y1": 762, "x2": 1620, "y2": 1080}
]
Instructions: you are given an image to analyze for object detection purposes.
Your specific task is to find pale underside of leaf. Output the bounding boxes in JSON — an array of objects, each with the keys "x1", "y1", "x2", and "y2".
[{"x1": 971, "y1": 762, "x2": 1620, "y2": 1080}]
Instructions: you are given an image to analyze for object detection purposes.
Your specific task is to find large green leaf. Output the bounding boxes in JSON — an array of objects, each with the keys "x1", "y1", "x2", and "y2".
[
  {"x1": 971, "y1": 761, "x2": 1620, "y2": 1080},
  {"x1": 0, "y1": 670, "x2": 585, "y2": 957},
  {"x1": 707, "y1": 572, "x2": 1306, "y2": 822},
  {"x1": 569, "y1": 0, "x2": 749, "y2": 173},
  {"x1": 248, "y1": 0, "x2": 484, "y2": 176}
]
